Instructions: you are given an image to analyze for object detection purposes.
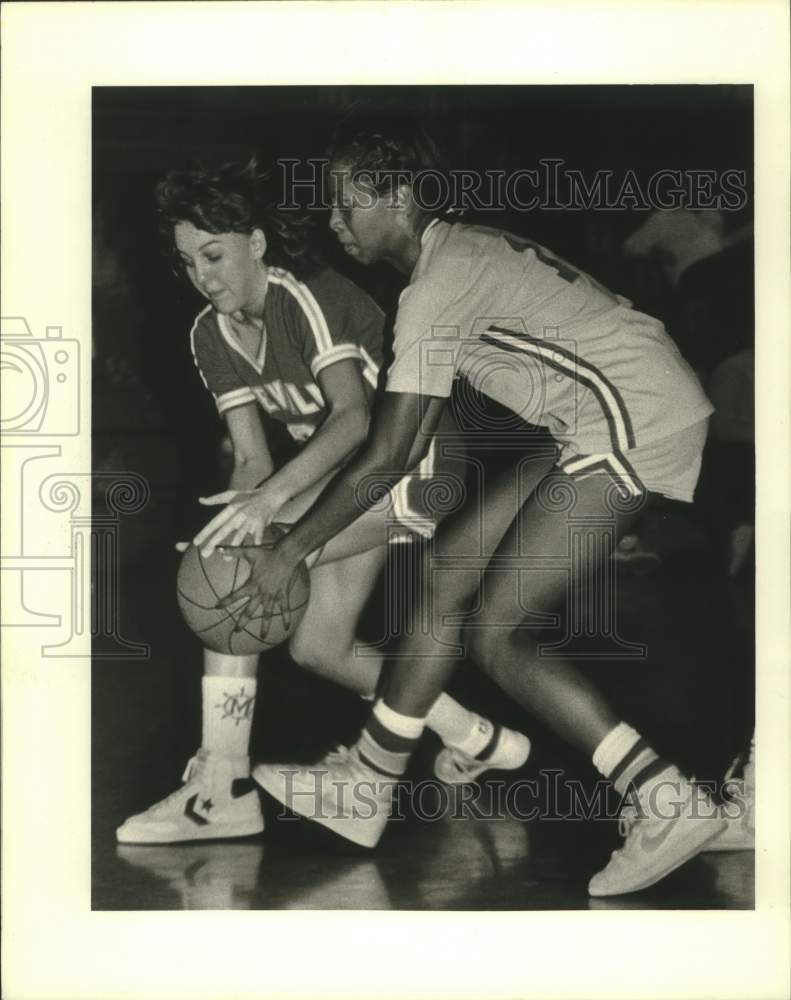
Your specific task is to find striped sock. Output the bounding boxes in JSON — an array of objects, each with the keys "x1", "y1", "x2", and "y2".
[
  {"x1": 356, "y1": 699, "x2": 425, "y2": 778},
  {"x1": 592, "y1": 722, "x2": 674, "y2": 799}
]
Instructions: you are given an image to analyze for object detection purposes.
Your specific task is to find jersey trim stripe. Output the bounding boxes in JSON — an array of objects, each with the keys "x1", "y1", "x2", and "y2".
[
  {"x1": 189, "y1": 305, "x2": 215, "y2": 391},
  {"x1": 482, "y1": 326, "x2": 637, "y2": 453},
  {"x1": 216, "y1": 387, "x2": 257, "y2": 415},
  {"x1": 310, "y1": 344, "x2": 367, "y2": 380},
  {"x1": 268, "y1": 269, "x2": 333, "y2": 356},
  {"x1": 359, "y1": 346, "x2": 380, "y2": 389},
  {"x1": 216, "y1": 313, "x2": 267, "y2": 373}
]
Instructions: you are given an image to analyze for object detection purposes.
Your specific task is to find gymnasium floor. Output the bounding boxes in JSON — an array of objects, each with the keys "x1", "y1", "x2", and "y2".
[{"x1": 92, "y1": 495, "x2": 754, "y2": 911}]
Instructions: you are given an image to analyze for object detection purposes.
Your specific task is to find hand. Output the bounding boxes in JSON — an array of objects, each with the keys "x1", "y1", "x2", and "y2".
[
  {"x1": 175, "y1": 541, "x2": 189, "y2": 553},
  {"x1": 193, "y1": 485, "x2": 287, "y2": 557},
  {"x1": 216, "y1": 531, "x2": 303, "y2": 638}
]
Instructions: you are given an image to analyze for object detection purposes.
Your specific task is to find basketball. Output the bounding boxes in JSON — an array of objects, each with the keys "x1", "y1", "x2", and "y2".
[{"x1": 176, "y1": 523, "x2": 310, "y2": 655}]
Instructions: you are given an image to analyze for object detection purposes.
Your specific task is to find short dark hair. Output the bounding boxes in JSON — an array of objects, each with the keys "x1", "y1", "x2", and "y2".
[
  {"x1": 329, "y1": 101, "x2": 449, "y2": 198},
  {"x1": 155, "y1": 158, "x2": 325, "y2": 280}
]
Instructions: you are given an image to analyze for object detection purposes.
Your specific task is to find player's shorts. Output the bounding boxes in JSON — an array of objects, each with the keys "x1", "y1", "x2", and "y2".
[{"x1": 557, "y1": 418, "x2": 709, "y2": 504}]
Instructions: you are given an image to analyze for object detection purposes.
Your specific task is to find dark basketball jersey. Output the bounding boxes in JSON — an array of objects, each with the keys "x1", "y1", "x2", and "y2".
[{"x1": 191, "y1": 266, "x2": 384, "y2": 442}]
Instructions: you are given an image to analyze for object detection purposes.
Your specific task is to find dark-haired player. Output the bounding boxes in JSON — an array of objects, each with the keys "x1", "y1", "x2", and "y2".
[{"x1": 116, "y1": 159, "x2": 530, "y2": 845}]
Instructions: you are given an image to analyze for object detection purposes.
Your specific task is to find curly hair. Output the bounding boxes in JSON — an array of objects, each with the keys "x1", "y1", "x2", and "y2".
[{"x1": 155, "y1": 158, "x2": 325, "y2": 280}]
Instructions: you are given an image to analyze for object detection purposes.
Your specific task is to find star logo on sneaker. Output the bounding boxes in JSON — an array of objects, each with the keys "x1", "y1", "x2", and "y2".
[{"x1": 184, "y1": 794, "x2": 210, "y2": 826}]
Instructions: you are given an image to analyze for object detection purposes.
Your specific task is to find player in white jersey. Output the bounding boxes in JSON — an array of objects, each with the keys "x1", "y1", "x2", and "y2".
[
  {"x1": 219, "y1": 114, "x2": 744, "y2": 895},
  {"x1": 116, "y1": 159, "x2": 530, "y2": 846}
]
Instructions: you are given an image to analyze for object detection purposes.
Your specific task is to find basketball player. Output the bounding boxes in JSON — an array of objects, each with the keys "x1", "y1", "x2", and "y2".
[
  {"x1": 116, "y1": 160, "x2": 531, "y2": 845},
  {"x1": 219, "y1": 114, "x2": 745, "y2": 896}
]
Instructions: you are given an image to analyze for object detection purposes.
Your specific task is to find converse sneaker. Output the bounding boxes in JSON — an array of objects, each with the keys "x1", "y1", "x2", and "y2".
[
  {"x1": 434, "y1": 723, "x2": 531, "y2": 785},
  {"x1": 588, "y1": 770, "x2": 726, "y2": 897},
  {"x1": 253, "y1": 745, "x2": 395, "y2": 848},
  {"x1": 116, "y1": 750, "x2": 264, "y2": 844},
  {"x1": 704, "y1": 757, "x2": 755, "y2": 852}
]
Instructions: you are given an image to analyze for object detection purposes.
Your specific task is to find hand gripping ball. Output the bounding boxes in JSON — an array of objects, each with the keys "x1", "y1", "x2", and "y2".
[{"x1": 176, "y1": 523, "x2": 310, "y2": 655}]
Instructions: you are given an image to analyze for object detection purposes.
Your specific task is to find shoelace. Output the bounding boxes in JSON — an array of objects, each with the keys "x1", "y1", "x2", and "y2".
[
  {"x1": 616, "y1": 803, "x2": 638, "y2": 841},
  {"x1": 325, "y1": 745, "x2": 352, "y2": 767}
]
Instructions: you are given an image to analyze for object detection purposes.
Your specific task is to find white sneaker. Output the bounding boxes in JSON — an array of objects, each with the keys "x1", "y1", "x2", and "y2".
[
  {"x1": 116, "y1": 751, "x2": 264, "y2": 844},
  {"x1": 704, "y1": 757, "x2": 755, "y2": 852},
  {"x1": 253, "y1": 746, "x2": 395, "y2": 848},
  {"x1": 434, "y1": 723, "x2": 531, "y2": 785},
  {"x1": 588, "y1": 770, "x2": 726, "y2": 897}
]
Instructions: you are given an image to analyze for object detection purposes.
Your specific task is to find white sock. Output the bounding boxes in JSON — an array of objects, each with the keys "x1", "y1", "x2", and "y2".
[
  {"x1": 592, "y1": 722, "x2": 642, "y2": 777},
  {"x1": 425, "y1": 694, "x2": 491, "y2": 756},
  {"x1": 201, "y1": 675, "x2": 256, "y2": 759},
  {"x1": 372, "y1": 698, "x2": 426, "y2": 739}
]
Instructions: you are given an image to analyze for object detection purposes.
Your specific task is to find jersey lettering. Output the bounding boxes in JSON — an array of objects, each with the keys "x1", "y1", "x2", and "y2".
[
  {"x1": 503, "y1": 232, "x2": 581, "y2": 284},
  {"x1": 251, "y1": 379, "x2": 322, "y2": 417},
  {"x1": 503, "y1": 231, "x2": 618, "y2": 300}
]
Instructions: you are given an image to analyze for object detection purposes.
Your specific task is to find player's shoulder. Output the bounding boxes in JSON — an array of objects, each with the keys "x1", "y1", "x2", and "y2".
[
  {"x1": 189, "y1": 304, "x2": 218, "y2": 347},
  {"x1": 270, "y1": 265, "x2": 383, "y2": 321},
  {"x1": 305, "y1": 266, "x2": 383, "y2": 315}
]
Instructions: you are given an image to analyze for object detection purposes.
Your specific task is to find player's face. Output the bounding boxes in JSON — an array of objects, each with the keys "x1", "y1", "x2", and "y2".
[
  {"x1": 328, "y1": 163, "x2": 402, "y2": 267},
  {"x1": 174, "y1": 222, "x2": 267, "y2": 315}
]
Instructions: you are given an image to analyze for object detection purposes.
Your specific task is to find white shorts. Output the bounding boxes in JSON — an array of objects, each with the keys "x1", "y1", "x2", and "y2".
[{"x1": 558, "y1": 419, "x2": 710, "y2": 503}]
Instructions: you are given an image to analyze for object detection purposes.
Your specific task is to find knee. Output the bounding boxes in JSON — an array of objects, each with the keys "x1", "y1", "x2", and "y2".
[
  {"x1": 463, "y1": 621, "x2": 540, "y2": 680},
  {"x1": 462, "y1": 621, "x2": 507, "y2": 673}
]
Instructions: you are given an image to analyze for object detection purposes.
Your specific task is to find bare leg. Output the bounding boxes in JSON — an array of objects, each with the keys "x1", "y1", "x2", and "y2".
[
  {"x1": 383, "y1": 452, "x2": 557, "y2": 714},
  {"x1": 464, "y1": 473, "x2": 642, "y2": 754},
  {"x1": 383, "y1": 467, "x2": 643, "y2": 756},
  {"x1": 288, "y1": 544, "x2": 388, "y2": 693}
]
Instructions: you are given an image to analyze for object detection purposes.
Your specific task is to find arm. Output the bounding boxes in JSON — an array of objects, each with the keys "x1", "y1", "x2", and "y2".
[
  {"x1": 253, "y1": 359, "x2": 371, "y2": 508},
  {"x1": 219, "y1": 391, "x2": 447, "y2": 632},
  {"x1": 225, "y1": 403, "x2": 275, "y2": 491},
  {"x1": 194, "y1": 359, "x2": 371, "y2": 552}
]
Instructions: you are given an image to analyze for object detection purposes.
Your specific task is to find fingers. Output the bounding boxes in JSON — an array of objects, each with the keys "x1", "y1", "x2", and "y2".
[
  {"x1": 198, "y1": 490, "x2": 239, "y2": 506},
  {"x1": 199, "y1": 514, "x2": 256, "y2": 558},
  {"x1": 215, "y1": 575, "x2": 256, "y2": 609},
  {"x1": 280, "y1": 597, "x2": 292, "y2": 633},
  {"x1": 175, "y1": 541, "x2": 190, "y2": 553},
  {"x1": 229, "y1": 524, "x2": 248, "y2": 558},
  {"x1": 233, "y1": 592, "x2": 264, "y2": 633},
  {"x1": 216, "y1": 543, "x2": 255, "y2": 560},
  {"x1": 258, "y1": 598, "x2": 274, "y2": 640}
]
